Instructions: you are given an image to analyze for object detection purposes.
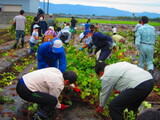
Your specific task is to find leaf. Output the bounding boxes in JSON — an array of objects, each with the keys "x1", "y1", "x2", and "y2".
[{"x1": 82, "y1": 81, "x2": 88, "y2": 86}]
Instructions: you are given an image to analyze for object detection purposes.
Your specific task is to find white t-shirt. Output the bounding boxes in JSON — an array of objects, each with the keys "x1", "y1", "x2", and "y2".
[{"x1": 30, "y1": 30, "x2": 39, "y2": 43}]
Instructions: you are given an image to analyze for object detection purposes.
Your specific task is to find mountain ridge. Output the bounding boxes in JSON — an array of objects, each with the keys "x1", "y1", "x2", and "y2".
[{"x1": 40, "y1": 2, "x2": 160, "y2": 18}]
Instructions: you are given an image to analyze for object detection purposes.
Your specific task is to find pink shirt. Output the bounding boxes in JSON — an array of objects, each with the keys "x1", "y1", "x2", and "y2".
[
  {"x1": 22, "y1": 67, "x2": 64, "y2": 108},
  {"x1": 44, "y1": 29, "x2": 57, "y2": 37}
]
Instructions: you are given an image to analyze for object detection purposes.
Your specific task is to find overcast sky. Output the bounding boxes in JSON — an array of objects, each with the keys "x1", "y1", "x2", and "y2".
[{"x1": 40, "y1": 0, "x2": 160, "y2": 14}]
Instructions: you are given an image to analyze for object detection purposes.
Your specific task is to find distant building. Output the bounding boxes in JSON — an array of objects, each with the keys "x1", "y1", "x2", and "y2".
[{"x1": 0, "y1": 0, "x2": 40, "y2": 13}]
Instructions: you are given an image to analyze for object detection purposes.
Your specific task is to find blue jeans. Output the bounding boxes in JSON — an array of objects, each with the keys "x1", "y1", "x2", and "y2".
[
  {"x1": 30, "y1": 42, "x2": 36, "y2": 54},
  {"x1": 16, "y1": 30, "x2": 25, "y2": 44},
  {"x1": 30, "y1": 42, "x2": 35, "y2": 54}
]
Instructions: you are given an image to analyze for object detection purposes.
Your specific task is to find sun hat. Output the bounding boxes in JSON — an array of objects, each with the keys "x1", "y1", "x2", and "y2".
[
  {"x1": 33, "y1": 24, "x2": 39, "y2": 29},
  {"x1": 52, "y1": 38, "x2": 64, "y2": 53},
  {"x1": 49, "y1": 26, "x2": 54, "y2": 30}
]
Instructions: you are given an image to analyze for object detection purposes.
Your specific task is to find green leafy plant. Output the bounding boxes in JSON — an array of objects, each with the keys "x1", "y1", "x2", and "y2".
[{"x1": 124, "y1": 109, "x2": 136, "y2": 120}]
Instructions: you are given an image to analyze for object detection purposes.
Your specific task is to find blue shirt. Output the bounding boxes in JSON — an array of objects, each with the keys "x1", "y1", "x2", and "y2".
[
  {"x1": 37, "y1": 42, "x2": 66, "y2": 72},
  {"x1": 84, "y1": 23, "x2": 90, "y2": 30}
]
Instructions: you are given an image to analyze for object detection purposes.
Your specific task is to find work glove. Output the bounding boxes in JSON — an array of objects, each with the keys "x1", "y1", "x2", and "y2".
[
  {"x1": 79, "y1": 47, "x2": 83, "y2": 51},
  {"x1": 113, "y1": 90, "x2": 121, "y2": 94},
  {"x1": 73, "y1": 87, "x2": 81, "y2": 95},
  {"x1": 96, "y1": 106, "x2": 103, "y2": 114},
  {"x1": 60, "y1": 104, "x2": 67, "y2": 110}
]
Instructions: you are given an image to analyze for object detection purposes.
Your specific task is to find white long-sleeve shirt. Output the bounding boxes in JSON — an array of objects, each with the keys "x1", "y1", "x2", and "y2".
[
  {"x1": 22, "y1": 67, "x2": 64, "y2": 108},
  {"x1": 99, "y1": 62, "x2": 153, "y2": 107}
]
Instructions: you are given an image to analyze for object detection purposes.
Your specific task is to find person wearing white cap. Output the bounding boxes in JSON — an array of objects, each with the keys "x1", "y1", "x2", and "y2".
[
  {"x1": 29, "y1": 24, "x2": 40, "y2": 55},
  {"x1": 37, "y1": 38, "x2": 66, "y2": 72},
  {"x1": 57, "y1": 23, "x2": 71, "y2": 45}
]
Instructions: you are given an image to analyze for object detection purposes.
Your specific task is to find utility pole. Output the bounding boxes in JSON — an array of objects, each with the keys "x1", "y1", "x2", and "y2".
[
  {"x1": 47, "y1": 0, "x2": 49, "y2": 14},
  {"x1": 132, "y1": 13, "x2": 135, "y2": 24}
]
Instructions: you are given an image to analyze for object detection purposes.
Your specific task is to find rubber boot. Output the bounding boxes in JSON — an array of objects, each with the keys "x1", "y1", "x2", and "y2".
[
  {"x1": 13, "y1": 43, "x2": 17, "y2": 49},
  {"x1": 21, "y1": 41, "x2": 24, "y2": 48},
  {"x1": 149, "y1": 69, "x2": 154, "y2": 76}
]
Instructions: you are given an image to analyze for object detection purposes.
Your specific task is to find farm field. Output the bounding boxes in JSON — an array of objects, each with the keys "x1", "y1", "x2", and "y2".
[
  {"x1": 0, "y1": 18, "x2": 160, "y2": 120},
  {"x1": 56, "y1": 18, "x2": 160, "y2": 26}
]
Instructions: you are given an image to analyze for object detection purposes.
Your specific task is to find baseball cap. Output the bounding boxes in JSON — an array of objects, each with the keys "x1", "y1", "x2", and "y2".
[
  {"x1": 52, "y1": 39, "x2": 64, "y2": 53},
  {"x1": 63, "y1": 71, "x2": 78, "y2": 84},
  {"x1": 33, "y1": 24, "x2": 39, "y2": 29}
]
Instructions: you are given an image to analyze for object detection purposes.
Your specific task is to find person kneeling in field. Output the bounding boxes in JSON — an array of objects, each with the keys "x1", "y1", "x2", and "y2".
[
  {"x1": 95, "y1": 61, "x2": 154, "y2": 120},
  {"x1": 16, "y1": 68, "x2": 81, "y2": 120}
]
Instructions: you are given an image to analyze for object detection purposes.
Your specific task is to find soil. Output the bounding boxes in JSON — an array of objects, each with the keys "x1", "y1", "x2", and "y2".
[{"x1": 0, "y1": 26, "x2": 160, "y2": 120}]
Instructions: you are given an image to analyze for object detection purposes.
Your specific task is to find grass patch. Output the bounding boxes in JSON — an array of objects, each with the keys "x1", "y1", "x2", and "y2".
[{"x1": 56, "y1": 18, "x2": 160, "y2": 26}]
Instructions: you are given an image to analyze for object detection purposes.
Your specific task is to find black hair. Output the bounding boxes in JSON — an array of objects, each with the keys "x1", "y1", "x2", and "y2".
[
  {"x1": 20, "y1": 10, "x2": 24, "y2": 15},
  {"x1": 66, "y1": 23, "x2": 70, "y2": 26},
  {"x1": 141, "y1": 16, "x2": 149, "y2": 23},
  {"x1": 138, "y1": 19, "x2": 142, "y2": 23},
  {"x1": 136, "y1": 108, "x2": 160, "y2": 120},
  {"x1": 90, "y1": 25, "x2": 95, "y2": 30},
  {"x1": 34, "y1": 16, "x2": 39, "y2": 22},
  {"x1": 95, "y1": 60, "x2": 107, "y2": 75},
  {"x1": 56, "y1": 27, "x2": 61, "y2": 32},
  {"x1": 63, "y1": 71, "x2": 77, "y2": 84}
]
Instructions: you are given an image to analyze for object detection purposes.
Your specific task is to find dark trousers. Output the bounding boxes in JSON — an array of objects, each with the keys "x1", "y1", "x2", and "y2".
[
  {"x1": 109, "y1": 79, "x2": 154, "y2": 120},
  {"x1": 16, "y1": 78, "x2": 58, "y2": 116},
  {"x1": 98, "y1": 48, "x2": 112, "y2": 61}
]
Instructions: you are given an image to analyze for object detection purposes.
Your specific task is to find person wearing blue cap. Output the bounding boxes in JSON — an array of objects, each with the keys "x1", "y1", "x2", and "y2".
[
  {"x1": 91, "y1": 29, "x2": 113, "y2": 62},
  {"x1": 37, "y1": 38, "x2": 66, "y2": 72},
  {"x1": 135, "y1": 16, "x2": 157, "y2": 76},
  {"x1": 79, "y1": 30, "x2": 93, "y2": 50},
  {"x1": 79, "y1": 25, "x2": 96, "y2": 54}
]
